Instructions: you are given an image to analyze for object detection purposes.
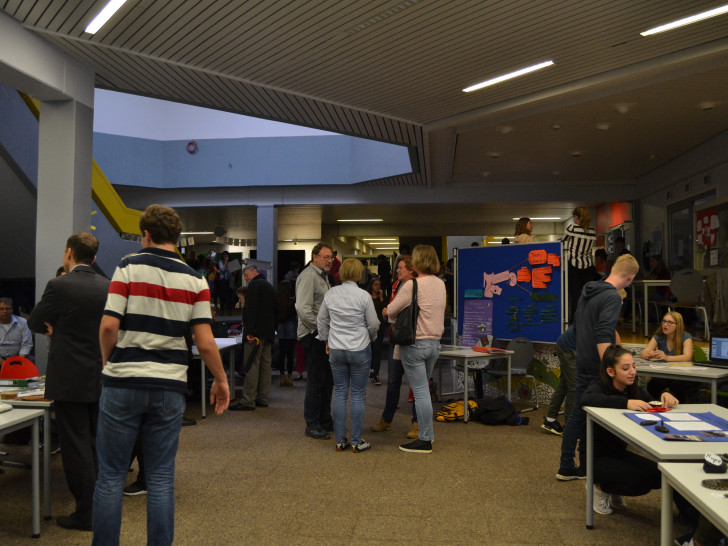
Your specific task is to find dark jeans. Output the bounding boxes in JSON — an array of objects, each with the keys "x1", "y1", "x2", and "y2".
[
  {"x1": 596, "y1": 451, "x2": 698, "y2": 525},
  {"x1": 301, "y1": 334, "x2": 333, "y2": 430},
  {"x1": 559, "y1": 373, "x2": 596, "y2": 470},
  {"x1": 547, "y1": 346, "x2": 575, "y2": 422},
  {"x1": 55, "y1": 400, "x2": 99, "y2": 524},
  {"x1": 370, "y1": 323, "x2": 386, "y2": 378},
  {"x1": 381, "y1": 344, "x2": 417, "y2": 424},
  {"x1": 278, "y1": 338, "x2": 295, "y2": 375}
]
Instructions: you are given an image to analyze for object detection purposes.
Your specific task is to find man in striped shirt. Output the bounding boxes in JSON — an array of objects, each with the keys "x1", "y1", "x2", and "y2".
[{"x1": 93, "y1": 204, "x2": 229, "y2": 545}]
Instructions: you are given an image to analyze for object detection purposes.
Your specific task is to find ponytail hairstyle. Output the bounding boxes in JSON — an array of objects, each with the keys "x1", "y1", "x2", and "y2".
[
  {"x1": 573, "y1": 207, "x2": 591, "y2": 231},
  {"x1": 600, "y1": 344, "x2": 641, "y2": 397}
]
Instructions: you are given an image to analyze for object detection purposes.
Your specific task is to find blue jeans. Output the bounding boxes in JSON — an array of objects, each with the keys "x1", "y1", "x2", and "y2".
[
  {"x1": 92, "y1": 387, "x2": 185, "y2": 546},
  {"x1": 559, "y1": 373, "x2": 596, "y2": 470},
  {"x1": 382, "y1": 344, "x2": 417, "y2": 424},
  {"x1": 329, "y1": 346, "x2": 371, "y2": 444},
  {"x1": 400, "y1": 339, "x2": 440, "y2": 442}
]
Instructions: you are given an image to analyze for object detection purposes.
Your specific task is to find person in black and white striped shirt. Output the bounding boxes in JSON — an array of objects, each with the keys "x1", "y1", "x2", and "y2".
[{"x1": 563, "y1": 207, "x2": 596, "y2": 322}]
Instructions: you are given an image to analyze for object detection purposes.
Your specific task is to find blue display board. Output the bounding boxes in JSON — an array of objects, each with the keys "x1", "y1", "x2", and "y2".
[{"x1": 456, "y1": 242, "x2": 563, "y2": 343}]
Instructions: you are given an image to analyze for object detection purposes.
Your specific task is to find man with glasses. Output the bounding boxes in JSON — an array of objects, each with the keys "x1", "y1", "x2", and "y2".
[{"x1": 296, "y1": 242, "x2": 334, "y2": 439}]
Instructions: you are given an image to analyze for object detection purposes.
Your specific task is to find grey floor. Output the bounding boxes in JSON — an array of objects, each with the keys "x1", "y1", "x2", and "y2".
[{"x1": 0, "y1": 358, "x2": 690, "y2": 545}]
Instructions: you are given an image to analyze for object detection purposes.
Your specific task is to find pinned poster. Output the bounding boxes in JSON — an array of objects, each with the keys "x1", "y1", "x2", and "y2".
[{"x1": 456, "y1": 241, "x2": 563, "y2": 343}]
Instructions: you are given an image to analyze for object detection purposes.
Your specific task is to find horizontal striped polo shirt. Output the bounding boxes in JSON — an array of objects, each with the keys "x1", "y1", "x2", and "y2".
[{"x1": 103, "y1": 247, "x2": 211, "y2": 393}]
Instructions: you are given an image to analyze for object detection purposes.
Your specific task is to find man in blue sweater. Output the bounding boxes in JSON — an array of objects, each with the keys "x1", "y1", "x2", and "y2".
[{"x1": 556, "y1": 254, "x2": 639, "y2": 480}]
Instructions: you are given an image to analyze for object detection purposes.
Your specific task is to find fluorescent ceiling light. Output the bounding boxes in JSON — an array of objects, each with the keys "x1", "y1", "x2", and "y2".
[
  {"x1": 463, "y1": 60, "x2": 554, "y2": 93},
  {"x1": 85, "y1": 0, "x2": 129, "y2": 34},
  {"x1": 511, "y1": 217, "x2": 562, "y2": 221},
  {"x1": 363, "y1": 238, "x2": 397, "y2": 241},
  {"x1": 180, "y1": 231, "x2": 214, "y2": 235},
  {"x1": 337, "y1": 219, "x2": 383, "y2": 222},
  {"x1": 641, "y1": 4, "x2": 728, "y2": 36}
]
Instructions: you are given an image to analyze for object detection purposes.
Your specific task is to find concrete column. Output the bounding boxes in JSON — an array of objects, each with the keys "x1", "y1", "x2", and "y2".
[
  {"x1": 34, "y1": 99, "x2": 94, "y2": 371},
  {"x1": 256, "y1": 206, "x2": 278, "y2": 283}
]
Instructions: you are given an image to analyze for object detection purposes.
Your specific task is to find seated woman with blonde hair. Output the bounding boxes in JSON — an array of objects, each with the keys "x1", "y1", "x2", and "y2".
[{"x1": 641, "y1": 311, "x2": 693, "y2": 400}]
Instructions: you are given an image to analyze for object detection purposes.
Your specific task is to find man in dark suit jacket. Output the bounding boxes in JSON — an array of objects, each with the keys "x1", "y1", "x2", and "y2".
[
  {"x1": 28, "y1": 232, "x2": 110, "y2": 531},
  {"x1": 230, "y1": 264, "x2": 277, "y2": 410}
]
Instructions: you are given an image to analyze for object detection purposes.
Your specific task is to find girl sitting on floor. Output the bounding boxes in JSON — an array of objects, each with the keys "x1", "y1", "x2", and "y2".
[{"x1": 582, "y1": 345, "x2": 688, "y2": 516}]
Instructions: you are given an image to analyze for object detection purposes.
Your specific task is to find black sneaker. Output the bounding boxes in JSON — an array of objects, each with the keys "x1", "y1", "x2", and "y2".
[
  {"x1": 123, "y1": 482, "x2": 147, "y2": 496},
  {"x1": 541, "y1": 418, "x2": 563, "y2": 436},
  {"x1": 556, "y1": 466, "x2": 586, "y2": 481},
  {"x1": 352, "y1": 440, "x2": 372, "y2": 453},
  {"x1": 372, "y1": 376, "x2": 382, "y2": 386},
  {"x1": 399, "y1": 439, "x2": 432, "y2": 453},
  {"x1": 305, "y1": 426, "x2": 330, "y2": 440}
]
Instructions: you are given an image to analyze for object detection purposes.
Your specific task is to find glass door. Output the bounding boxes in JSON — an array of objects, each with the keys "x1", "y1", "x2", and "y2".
[{"x1": 667, "y1": 191, "x2": 715, "y2": 272}]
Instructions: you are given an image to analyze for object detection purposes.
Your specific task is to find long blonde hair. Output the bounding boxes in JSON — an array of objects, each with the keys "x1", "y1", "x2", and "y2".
[
  {"x1": 653, "y1": 311, "x2": 685, "y2": 355},
  {"x1": 573, "y1": 207, "x2": 591, "y2": 231}
]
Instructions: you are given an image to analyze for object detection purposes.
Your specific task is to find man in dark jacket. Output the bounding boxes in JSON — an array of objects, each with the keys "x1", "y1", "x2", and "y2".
[
  {"x1": 230, "y1": 264, "x2": 277, "y2": 410},
  {"x1": 556, "y1": 254, "x2": 639, "y2": 481},
  {"x1": 28, "y1": 232, "x2": 110, "y2": 531}
]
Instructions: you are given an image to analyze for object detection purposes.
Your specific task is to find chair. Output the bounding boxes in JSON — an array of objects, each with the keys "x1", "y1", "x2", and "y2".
[
  {"x1": 0, "y1": 356, "x2": 39, "y2": 379},
  {"x1": 488, "y1": 337, "x2": 539, "y2": 413},
  {"x1": 0, "y1": 356, "x2": 40, "y2": 470},
  {"x1": 669, "y1": 269, "x2": 710, "y2": 341}
]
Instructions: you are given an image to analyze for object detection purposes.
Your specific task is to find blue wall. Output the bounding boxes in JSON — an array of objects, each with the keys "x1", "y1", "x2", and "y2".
[{"x1": 93, "y1": 133, "x2": 412, "y2": 188}]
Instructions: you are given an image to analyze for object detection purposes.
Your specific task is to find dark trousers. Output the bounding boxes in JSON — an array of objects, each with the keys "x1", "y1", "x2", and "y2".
[
  {"x1": 370, "y1": 323, "x2": 386, "y2": 378},
  {"x1": 54, "y1": 400, "x2": 99, "y2": 524},
  {"x1": 278, "y1": 338, "x2": 296, "y2": 375},
  {"x1": 381, "y1": 353, "x2": 417, "y2": 424},
  {"x1": 559, "y1": 373, "x2": 596, "y2": 470},
  {"x1": 301, "y1": 334, "x2": 333, "y2": 430},
  {"x1": 568, "y1": 264, "x2": 595, "y2": 323}
]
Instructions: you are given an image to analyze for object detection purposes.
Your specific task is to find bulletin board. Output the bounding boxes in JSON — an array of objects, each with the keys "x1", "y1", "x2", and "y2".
[{"x1": 456, "y1": 242, "x2": 563, "y2": 343}]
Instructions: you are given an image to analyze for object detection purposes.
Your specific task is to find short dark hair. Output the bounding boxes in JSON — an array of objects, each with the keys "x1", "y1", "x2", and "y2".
[
  {"x1": 312, "y1": 242, "x2": 332, "y2": 256},
  {"x1": 66, "y1": 232, "x2": 99, "y2": 265},
  {"x1": 236, "y1": 286, "x2": 246, "y2": 297},
  {"x1": 140, "y1": 204, "x2": 182, "y2": 245},
  {"x1": 0, "y1": 297, "x2": 13, "y2": 307}
]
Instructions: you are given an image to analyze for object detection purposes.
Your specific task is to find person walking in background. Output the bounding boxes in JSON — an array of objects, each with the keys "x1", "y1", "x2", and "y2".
[
  {"x1": 563, "y1": 207, "x2": 597, "y2": 322},
  {"x1": 216, "y1": 251, "x2": 233, "y2": 315},
  {"x1": 28, "y1": 233, "x2": 110, "y2": 532},
  {"x1": 296, "y1": 242, "x2": 334, "y2": 439},
  {"x1": 93, "y1": 205, "x2": 229, "y2": 545},
  {"x1": 329, "y1": 250, "x2": 342, "y2": 285},
  {"x1": 276, "y1": 280, "x2": 297, "y2": 386},
  {"x1": 366, "y1": 277, "x2": 387, "y2": 386},
  {"x1": 317, "y1": 259, "x2": 379, "y2": 452},
  {"x1": 370, "y1": 254, "x2": 419, "y2": 438},
  {"x1": 514, "y1": 217, "x2": 535, "y2": 243},
  {"x1": 377, "y1": 254, "x2": 392, "y2": 300},
  {"x1": 384, "y1": 245, "x2": 445, "y2": 454},
  {"x1": 230, "y1": 264, "x2": 277, "y2": 411},
  {"x1": 0, "y1": 297, "x2": 33, "y2": 365}
]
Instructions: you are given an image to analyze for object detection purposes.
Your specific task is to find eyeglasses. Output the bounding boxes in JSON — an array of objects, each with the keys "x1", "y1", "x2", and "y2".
[
  {"x1": 316, "y1": 254, "x2": 334, "y2": 261},
  {"x1": 662, "y1": 320, "x2": 676, "y2": 325}
]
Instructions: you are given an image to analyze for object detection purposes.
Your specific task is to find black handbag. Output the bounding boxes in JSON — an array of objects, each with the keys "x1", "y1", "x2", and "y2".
[{"x1": 391, "y1": 279, "x2": 419, "y2": 346}]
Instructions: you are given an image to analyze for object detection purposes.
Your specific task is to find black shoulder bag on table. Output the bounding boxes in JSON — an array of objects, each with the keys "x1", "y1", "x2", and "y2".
[{"x1": 391, "y1": 278, "x2": 419, "y2": 346}]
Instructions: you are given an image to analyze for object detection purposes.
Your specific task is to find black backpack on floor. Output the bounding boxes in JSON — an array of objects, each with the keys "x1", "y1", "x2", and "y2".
[{"x1": 471, "y1": 397, "x2": 528, "y2": 426}]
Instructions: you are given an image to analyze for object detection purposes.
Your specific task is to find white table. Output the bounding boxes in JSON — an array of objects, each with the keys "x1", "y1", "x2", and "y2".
[
  {"x1": 631, "y1": 279, "x2": 671, "y2": 337},
  {"x1": 193, "y1": 337, "x2": 242, "y2": 418},
  {"x1": 659, "y1": 462, "x2": 728, "y2": 546},
  {"x1": 437, "y1": 345, "x2": 513, "y2": 423},
  {"x1": 635, "y1": 362, "x2": 728, "y2": 405},
  {"x1": 0, "y1": 407, "x2": 44, "y2": 538},
  {"x1": 5, "y1": 398, "x2": 53, "y2": 521},
  {"x1": 584, "y1": 404, "x2": 728, "y2": 532}
]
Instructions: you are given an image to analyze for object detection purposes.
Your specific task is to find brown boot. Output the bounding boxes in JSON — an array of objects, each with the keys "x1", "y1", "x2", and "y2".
[
  {"x1": 286, "y1": 374, "x2": 293, "y2": 386},
  {"x1": 280, "y1": 374, "x2": 286, "y2": 387},
  {"x1": 407, "y1": 422, "x2": 419, "y2": 439},
  {"x1": 370, "y1": 418, "x2": 392, "y2": 432}
]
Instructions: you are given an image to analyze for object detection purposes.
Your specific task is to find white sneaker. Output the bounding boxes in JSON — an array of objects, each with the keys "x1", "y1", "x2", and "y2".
[
  {"x1": 593, "y1": 486, "x2": 613, "y2": 515},
  {"x1": 610, "y1": 494, "x2": 627, "y2": 510}
]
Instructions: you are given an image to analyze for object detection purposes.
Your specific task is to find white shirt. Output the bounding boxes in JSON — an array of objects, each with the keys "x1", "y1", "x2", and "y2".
[{"x1": 317, "y1": 281, "x2": 379, "y2": 351}]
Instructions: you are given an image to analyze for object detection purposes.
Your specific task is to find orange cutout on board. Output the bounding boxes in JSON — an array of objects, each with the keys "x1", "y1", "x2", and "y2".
[
  {"x1": 517, "y1": 267, "x2": 531, "y2": 282},
  {"x1": 532, "y1": 266, "x2": 552, "y2": 289},
  {"x1": 547, "y1": 253, "x2": 560, "y2": 267},
  {"x1": 528, "y1": 249, "x2": 547, "y2": 265}
]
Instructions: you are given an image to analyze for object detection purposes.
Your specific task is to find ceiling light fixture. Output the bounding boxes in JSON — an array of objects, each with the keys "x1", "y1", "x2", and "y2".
[
  {"x1": 641, "y1": 4, "x2": 728, "y2": 36},
  {"x1": 337, "y1": 219, "x2": 383, "y2": 222},
  {"x1": 511, "y1": 217, "x2": 562, "y2": 221},
  {"x1": 362, "y1": 238, "x2": 398, "y2": 241},
  {"x1": 180, "y1": 231, "x2": 214, "y2": 235},
  {"x1": 85, "y1": 0, "x2": 129, "y2": 34},
  {"x1": 463, "y1": 60, "x2": 554, "y2": 93}
]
